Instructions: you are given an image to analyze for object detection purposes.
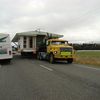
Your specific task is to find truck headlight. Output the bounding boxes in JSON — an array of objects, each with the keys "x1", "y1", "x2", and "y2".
[{"x1": 54, "y1": 51, "x2": 57, "y2": 54}]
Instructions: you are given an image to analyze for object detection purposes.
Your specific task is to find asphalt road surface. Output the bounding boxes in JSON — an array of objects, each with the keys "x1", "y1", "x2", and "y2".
[{"x1": 0, "y1": 54, "x2": 100, "y2": 100}]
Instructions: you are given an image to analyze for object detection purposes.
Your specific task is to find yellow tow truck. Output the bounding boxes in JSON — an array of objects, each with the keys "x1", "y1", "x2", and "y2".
[{"x1": 37, "y1": 38, "x2": 75, "y2": 64}]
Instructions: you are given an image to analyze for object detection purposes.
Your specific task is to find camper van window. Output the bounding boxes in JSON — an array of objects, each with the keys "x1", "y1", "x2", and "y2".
[{"x1": 23, "y1": 36, "x2": 26, "y2": 48}]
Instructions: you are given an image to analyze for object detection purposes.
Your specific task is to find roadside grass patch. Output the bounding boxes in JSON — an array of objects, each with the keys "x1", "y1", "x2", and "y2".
[{"x1": 75, "y1": 51, "x2": 100, "y2": 67}]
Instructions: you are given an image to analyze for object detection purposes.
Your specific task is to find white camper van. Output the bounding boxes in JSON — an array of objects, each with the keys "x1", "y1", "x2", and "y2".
[{"x1": 0, "y1": 33, "x2": 12, "y2": 63}]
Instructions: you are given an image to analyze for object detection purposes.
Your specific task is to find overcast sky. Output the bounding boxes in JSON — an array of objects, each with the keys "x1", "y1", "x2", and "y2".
[{"x1": 0, "y1": 0, "x2": 100, "y2": 43}]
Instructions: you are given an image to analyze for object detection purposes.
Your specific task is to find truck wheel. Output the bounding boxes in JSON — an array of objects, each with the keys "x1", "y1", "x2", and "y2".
[
  {"x1": 49, "y1": 54, "x2": 54, "y2": 64},
  {"x1": 37, "y1": 53, "x2": 40, "y2": 60},
  {"x1": 67, "y1": 59, "x2": 73, "y2": 64},
  {"x1": 37, "y1": 53, "x2": 42, "y2": 60},
  {"x1": 39, "y1": 55, "x2": 42, "y2": 60}
]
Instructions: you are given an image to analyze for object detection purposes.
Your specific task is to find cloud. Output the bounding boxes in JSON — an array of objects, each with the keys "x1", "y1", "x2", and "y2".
[{"x1": 0, "y1": 0, "x2": 100, "y2": 43}]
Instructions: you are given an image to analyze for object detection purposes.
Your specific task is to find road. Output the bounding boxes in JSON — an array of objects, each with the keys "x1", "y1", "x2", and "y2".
[{"x1": 0, "y1": 55, "x2": 100, "y2": 100}]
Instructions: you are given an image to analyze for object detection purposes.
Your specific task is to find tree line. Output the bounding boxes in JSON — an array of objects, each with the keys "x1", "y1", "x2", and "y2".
[{"x1": 69, "y1": 43, "x2": 100, "y2": 50}]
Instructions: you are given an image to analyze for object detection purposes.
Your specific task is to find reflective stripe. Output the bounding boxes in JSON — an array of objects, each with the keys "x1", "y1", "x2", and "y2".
[{"x1": 61, "y1": 52, "x2": 71, "y2": 55}]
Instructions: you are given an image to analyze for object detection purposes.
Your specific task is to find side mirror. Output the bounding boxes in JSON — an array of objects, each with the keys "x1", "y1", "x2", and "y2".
[
  {"x1": 46, "y1": 41, "x2": 48, "y2": 46},
  {"x1": 46, "y1": 41, "x2": 50, "y2": 46}
]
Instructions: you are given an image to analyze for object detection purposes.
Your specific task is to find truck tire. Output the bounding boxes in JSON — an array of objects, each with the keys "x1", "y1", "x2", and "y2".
[
  {"x1": 37, "y1": 53, "x2": 42, "y2": 60},
  {"x1": 49, "y1": 53, "x2": 55, "y2": 64},
  {"x1": 39, "y1": 55, "x2": 42, "y2": 60},
  {"x1": 67, "y1": 59, "x2": 73, "y2": 64},
  {"x1": 37, "y1": 53, "x2": 40, "y2": 60}
]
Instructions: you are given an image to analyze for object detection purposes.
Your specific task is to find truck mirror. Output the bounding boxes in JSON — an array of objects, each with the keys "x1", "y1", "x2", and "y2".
[
  {"x1": 46, "y1": 41, "x2": 48, "y2": 46},
  {"x1": 46, "y1": 41, "x2": 50, "y2": 46}
]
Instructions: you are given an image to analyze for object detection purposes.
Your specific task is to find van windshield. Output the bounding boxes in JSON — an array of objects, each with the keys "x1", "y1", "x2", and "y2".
[{"x1": 0, "y1": 36, "x2": 8, "y2": 43}]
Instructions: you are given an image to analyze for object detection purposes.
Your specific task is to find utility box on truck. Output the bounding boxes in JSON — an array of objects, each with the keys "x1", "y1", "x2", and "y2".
[{"x1": 12, "y1": 31, "x2": 63, "y2": 57}]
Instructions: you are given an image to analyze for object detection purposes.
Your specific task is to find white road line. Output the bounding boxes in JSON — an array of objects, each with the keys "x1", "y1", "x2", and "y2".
[
  {"x1": 83, "y1": 66, "x2": 100, "y2": 71},
  {"x1": 0, "y1": 65, "x2": 2, "y2": 68},
  {"x1": 40, "y1": 65, "x2": 53, "y2": 71},
  {"x1": 75, "y1": 64, "x2": 100, "y2": 71}
]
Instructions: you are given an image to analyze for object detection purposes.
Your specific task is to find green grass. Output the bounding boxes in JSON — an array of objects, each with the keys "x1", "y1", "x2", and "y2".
[{"x1": 75, "y1": 51, "x2": 100, "y2": 67}]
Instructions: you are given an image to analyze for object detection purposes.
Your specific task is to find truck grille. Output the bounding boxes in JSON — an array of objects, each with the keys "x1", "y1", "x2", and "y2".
[{"x1": 60, "y1": 48, "x2": 72, "y2": 52}]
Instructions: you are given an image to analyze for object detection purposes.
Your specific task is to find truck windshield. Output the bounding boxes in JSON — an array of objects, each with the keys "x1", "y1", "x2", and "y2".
[{"x1": 51, "y1": 41, "x2": 68, "y2": 45}]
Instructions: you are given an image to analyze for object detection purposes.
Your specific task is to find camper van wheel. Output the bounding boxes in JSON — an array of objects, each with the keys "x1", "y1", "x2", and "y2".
[
  {"x1": 21, "y1": 52, "x2": 24, "y2": 57},
  {"x1": 7, "y1": 59, "x2": 11, "y2": 64}
]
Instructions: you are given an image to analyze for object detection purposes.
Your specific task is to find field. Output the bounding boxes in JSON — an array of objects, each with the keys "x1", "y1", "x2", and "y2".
[{"x1": 75, "y1": 50, "x2": 100, "y2": 67}]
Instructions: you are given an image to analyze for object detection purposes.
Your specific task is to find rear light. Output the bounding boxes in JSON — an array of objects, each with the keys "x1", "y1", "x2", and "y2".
[{"x1": 9, "y1": 51, "x2": 11, "y2": 55}]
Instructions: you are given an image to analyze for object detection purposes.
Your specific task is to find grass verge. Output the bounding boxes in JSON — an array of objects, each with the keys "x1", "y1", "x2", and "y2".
[{"x1": 75, "y1": 51, "x2": 100, "y2": 67}]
